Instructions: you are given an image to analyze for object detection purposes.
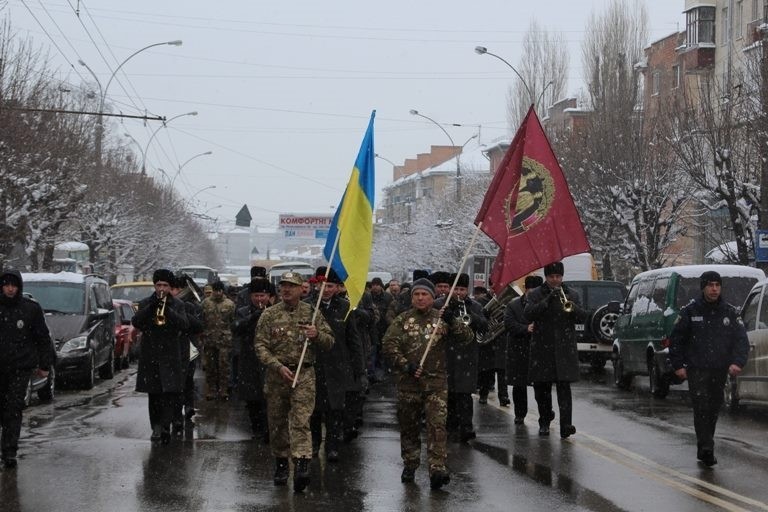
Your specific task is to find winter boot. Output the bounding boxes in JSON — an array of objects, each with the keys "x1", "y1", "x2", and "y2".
[
  {"x1": 293, "y1": 457, "x2": 311, "y2": 492},
  {"x1": 429, "y1": 468, "x2": 451, "y2": 490},
  {"x1": 273, "y1": 458, "x2": 289, "y2": 486}
]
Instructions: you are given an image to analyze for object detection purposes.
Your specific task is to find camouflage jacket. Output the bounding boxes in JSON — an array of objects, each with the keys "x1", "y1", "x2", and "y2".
[
  {"x1": 201, "y1": 296, "x2": 236, "y2": 347},
  {"x1": 382, "y1": 307, "x2": 473, "y2": 391},
  {"x1": 254, "y1": 301, "x2": 334, "y2": 371}
]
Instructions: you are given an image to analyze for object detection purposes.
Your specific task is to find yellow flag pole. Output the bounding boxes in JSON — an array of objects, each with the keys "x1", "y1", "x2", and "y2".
[
  {"x1": 419, "y1": 222, "x2": 484, "y2": 368},
  {"x1": 292, "y1": 230, "x2": 341, "y2": 388}
]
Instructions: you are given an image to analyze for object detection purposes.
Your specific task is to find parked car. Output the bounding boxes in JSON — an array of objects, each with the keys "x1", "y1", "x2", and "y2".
[
  {"x1": 612, "y1": 265, "x2": 764, "y2": 397},
  {"x1": 112, "y1": 299, "x2": 138, "y2": 371},
  {"x1": 727, "y1": 278, "x2": 768, "y2": 410},
  {"x1": 20, "y1": 293, "x2": 56, "y2": 408},
  {"x1": 563, "y1": 280, "x2": 626, "y2": 369},
  {"x1": 110, "y1": 281, "x2": 154, "y2": 310},
  {"x1": 22, "y1": 272, "x2": 116, "y2": 389}
]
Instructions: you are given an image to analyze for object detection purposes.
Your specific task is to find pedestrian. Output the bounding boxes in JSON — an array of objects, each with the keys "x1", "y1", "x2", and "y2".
[
  {"x1": 231, "y1": 277, "x2": 273, "y2": 443},
  {"x1": 0, "y1": 269, "x2": 55, "y2": 468},
  {"x1": 201, "y1": 280, "x2": 236, "y2": 401},
  {"x1": 132, "y1": 269, "x2": 190, "y2": 444},
  {"x1": 476, "y1": 276, "x2": 507, "y2": 407},
  {"x1": 236, "y1": 266, "x2": 268, "y2": 308},
  {"x1": 254, "y1": 271, "x2": 334, "y2": 492},
  {"x1": 504, "y1": 275, "x2": 543, "y2": 424},
  {"x1": 307, "y1": 267, "x2": 364, "y2": 462},
  {"x1": 669, "y1": 270, "x2": 748, "y2": 467},
  {"x1": 524, "y1": 262, "x2": 586, "y2": 438},
  {"x1": 370, "y1": 277, "x2": 393, "y2": 379},
  {"x1": 382, "y1": 277, "x2": 474, "y2": 490}
]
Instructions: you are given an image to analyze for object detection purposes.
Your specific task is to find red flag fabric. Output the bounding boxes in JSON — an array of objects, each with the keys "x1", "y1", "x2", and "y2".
[{"x1": 475, "y1": 106, "x2": 590, "y2": 294}]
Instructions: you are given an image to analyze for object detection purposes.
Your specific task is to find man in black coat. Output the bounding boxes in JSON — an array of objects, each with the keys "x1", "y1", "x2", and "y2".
[
  {"x1": 307, "y1": 267, "x2": 363, "y2": 463},
  {"x1": 669, "y1": 270, "x2": 749, "y2": 467},
  {"x1": 504, "y1": 275, "x2": 543, "y2": 424},
  {"x1": 132, "y1": 269, "x2": 189, "y2": 444},
  {"x1": 0, "y1": 269, "x2": 55, "y2": 468},
  {"x1": 232, "y1": 278, "x2": 273, "y2": 443},
  {"x1": 524, "y1": 262, "x2": 587, "y2": 438}
]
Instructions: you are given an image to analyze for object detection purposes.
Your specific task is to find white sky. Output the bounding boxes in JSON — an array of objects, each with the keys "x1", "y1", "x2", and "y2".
[{"x1": 4, "y1": 0, "x2": 684, "y2": 228}]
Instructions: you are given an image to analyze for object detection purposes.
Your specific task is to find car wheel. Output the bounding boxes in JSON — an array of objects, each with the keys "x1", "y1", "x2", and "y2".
[
  {"x1": 99, "y1": 347, "x2": 115, "y2": 380},
  {"x1": 82, "y1": 352, "x2": 96, "y2": 390},
  {"x1": 38, "y1": 368, "x2": 55, "y2": 402},
  {"x1": 648, "y1": 358, "x2": 670, "y2": 398},
  {"x1": 591, "y1": 305, "x2": 619, "y2": 343},
  {"x1": 613, "y1": 352, "x2": 632, "y2": 389},
  {"x1": 724, "y1": 374, "x2": 740, "y2": 412},
  {"x1": 23, "y1": 377, "x2": 33, "y2": 408}
]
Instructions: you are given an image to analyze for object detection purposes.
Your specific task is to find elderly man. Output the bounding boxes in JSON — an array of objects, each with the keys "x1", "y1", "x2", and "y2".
[
  {"x1": 255, "y1": 272, "x2": 334, "y2": 492},
  {"x1": 382, "y1": 278, "x2": 474, "y2": 490}
]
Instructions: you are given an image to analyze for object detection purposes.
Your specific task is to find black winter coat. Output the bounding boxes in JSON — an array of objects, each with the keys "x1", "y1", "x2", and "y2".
[
  {"x1": 232, "y1": 303, "x2": 267, "y2": 402},
  {"x1": 437, "y1": 296, "x2": 488, "y2": 393},
  {"x1": 524, "y1": 284, "x2": 586, "y2": 383},
  {"x1": 669, "y1": 296, "x2": 749, "y2": 371},
  {"x1": 133, "y1": 293, "x2": 189, "y2": 393},
  {"x1": 0, "y1": 270, "x2": 55, "y2": 371},
  {"x1": 504, "y1": 295, "x2": 531, "y2": 386}
]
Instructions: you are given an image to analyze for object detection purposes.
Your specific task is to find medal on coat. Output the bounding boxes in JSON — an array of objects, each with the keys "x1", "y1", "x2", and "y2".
[
  {"x1": 17, "y1": 319, "x2": 24, "y2": 329},
  {"x1": 723, "y1": 317, "x2": 730, "y2": 326}
]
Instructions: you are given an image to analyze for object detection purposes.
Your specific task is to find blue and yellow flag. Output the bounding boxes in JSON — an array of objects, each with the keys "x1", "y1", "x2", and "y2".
[{"x1": 324, "y1": 111, "x2": 375, "y2": 311}]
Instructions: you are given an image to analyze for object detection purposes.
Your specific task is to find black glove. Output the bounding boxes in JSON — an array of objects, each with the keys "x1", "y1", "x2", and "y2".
[
  {"x1": 405, "y1": 362, "x2": 421, "y2": 377},
  {"x1": 441, "y1": 307, "x2": 457, "y2": 325}
]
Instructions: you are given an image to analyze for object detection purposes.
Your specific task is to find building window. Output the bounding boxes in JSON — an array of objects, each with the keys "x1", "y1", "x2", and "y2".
[
  {"x1": 686, "y1": 7, "x2": 716, "y2": 46},
  {"x1": 736, "y1": 1, "x2": 744, "y2": 39},
  {"x1": 752, "y1": 0, "x2": 760, "y2": 21},
  {"x1": 652, "y1": 71, "x2": 661, "y2": 96},
  {"x1": 722, "y1": 7, "x2": 729, "y2": 45},
  {"x1": 672, "y1": 65, "x2": 681, "y2": 89}
]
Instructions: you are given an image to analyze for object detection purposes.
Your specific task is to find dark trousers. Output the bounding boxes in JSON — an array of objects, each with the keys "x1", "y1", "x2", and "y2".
[
  {"x1": 479, "y1": 369, "x2": 509, "y2": 399},
  {"x1": 512, "y1": 385, "x2": 528, "y2": 419},
  {"x1": 687, "y1": 368, "x2": 727, "y2": 452},
  {"x1": 0, "y1": 368, "x2": 29, "y2": 458},
  {"x1": 148, "y1": 393, "x2": 180, "y2": 431},
  {"x1": 311, "y1": 408, "x2": 343, "y2": 453},
  {"x1": 533, "y1": 381, "x2": 572, "y2": 428},
  {"x1": 246, "y1": 399, "x2": 268, "y2": 436},
  {"x1": 344, "y1": 390, "x2": 363, "y2": 434},
  {"x1": 174, "y1": 361, "x2": 197, "y2": 426},
  {"x1": 446, "y1": 392, "x2": 473, "y2": 433}
]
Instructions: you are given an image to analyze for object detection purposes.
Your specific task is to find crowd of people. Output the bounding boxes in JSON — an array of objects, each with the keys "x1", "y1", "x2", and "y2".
[{"x1": 0, "y1": 262, "x2": 748, "y2": 488}]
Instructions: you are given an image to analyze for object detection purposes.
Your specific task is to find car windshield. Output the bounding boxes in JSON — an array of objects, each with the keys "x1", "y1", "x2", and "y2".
[
  {"x1": 675, "y1": 276, "x2": 760, "y2": 309},
  {"x1": 111, "y1": 285, "x2": 154, "y2": 302},
  {"x1": 24, "y1": 282, "x2": 84, "y2": 314}
]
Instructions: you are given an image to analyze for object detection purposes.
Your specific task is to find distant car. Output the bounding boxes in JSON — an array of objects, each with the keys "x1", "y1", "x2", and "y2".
[
  {"x1": 111, "y1": 281, "x2": 154, "y2": 310},
  {"x1": 112, "y1": 299, "x2": 138, "y2": 371},
  {"x1": 727, "y1": 278, "x2": 768, "y2": 410},
  {"x1": 23, "y1": 272, "x2": 116, "y2": 390}
]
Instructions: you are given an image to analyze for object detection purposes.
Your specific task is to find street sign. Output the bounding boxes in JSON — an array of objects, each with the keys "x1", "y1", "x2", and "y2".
[{"x1": 756, "y1": 230, "x2": 768, "y2": 263}]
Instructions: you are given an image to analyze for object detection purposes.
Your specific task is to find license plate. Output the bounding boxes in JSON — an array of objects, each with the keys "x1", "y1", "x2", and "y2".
[{"x1": 575, "y1": 324, "x2": 585, "y2": 332}]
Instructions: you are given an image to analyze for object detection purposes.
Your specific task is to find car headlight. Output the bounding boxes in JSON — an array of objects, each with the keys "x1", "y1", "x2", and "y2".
[{"x1": 60, "y1": 336, "x2": 88, "y2": 353}]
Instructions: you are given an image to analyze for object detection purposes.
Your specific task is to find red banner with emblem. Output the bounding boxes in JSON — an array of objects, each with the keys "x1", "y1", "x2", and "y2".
[{"x1": 474, "y1": 106, "x2": 590, "y2": 294}]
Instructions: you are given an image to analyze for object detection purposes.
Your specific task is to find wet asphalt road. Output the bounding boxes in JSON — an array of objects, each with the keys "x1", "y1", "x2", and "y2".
[{"x1": 3, "y1": 367, "x2": 768, "y2": 512}]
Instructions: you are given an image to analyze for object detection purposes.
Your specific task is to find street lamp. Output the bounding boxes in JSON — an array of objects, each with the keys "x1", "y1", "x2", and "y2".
[
  {"x1": 138, "y1": 111, "x2": 198, "y2": 174},
  {"x1": 474, "y1": 46, "x2": 535, "y2": 107},
  {"x1": 79, "y1": 39, "x2": 183, "y2": 170},
  {"x1": 190, "y1": 185, "x2": 216, "y2": 202},
  {"x1": 171, "y1": 150, "x2": 213, "y2": 188},
  {"x1": 410, "y1": 109, "x2": 465, "y2": 200}
]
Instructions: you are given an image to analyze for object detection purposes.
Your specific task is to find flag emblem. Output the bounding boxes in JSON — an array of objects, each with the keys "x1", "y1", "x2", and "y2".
[{"x1": 504, "y1": 156, "x2": 555, "y2": 236}]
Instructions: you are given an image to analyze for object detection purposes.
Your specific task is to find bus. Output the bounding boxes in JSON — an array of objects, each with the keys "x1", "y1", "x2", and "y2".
[
  {"x1": 178, "y1": 265, "x2": 219, "y2": 287},
  {"x1": 267, "y1": 261, "x2": 314, "y2": 287}
]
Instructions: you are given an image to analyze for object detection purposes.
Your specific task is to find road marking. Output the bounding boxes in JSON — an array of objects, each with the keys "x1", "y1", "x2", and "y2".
[{"x1": 481, "y1": 396, "x2": 768, "y2": 511}]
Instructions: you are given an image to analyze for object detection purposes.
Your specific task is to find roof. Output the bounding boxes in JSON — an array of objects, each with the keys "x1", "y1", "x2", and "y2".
[
  {"x1": 631, "y1": 265, "x2": 765, "y2": 281},
  {"x1": 21, "y1": 272, "x2": 104, "y2": 284}
]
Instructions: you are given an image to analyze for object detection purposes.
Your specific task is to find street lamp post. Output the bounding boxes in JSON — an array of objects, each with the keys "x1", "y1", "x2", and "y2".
[
  {"x1": 410, "y1": 109, "x2": 465, "y2": 200},
  {"x1": 171, "y1": 150, "x2": 213, "y2": 188},
  {"x1": 135, "y1": 111, "x2": 198, "y2": 175},
  {"x1": 190, "y1": 185, "x2": 216, "y2": 203},
  {"x1": 474, "y1": 46, "x2": 535, "y2": 107},
  {"x1": 79, "y1": 39, "x2": 183, "y2": 171}
]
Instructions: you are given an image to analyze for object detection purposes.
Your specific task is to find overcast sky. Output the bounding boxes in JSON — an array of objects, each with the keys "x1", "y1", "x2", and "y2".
[{"x1": 5, "y1": 0, "x2": 684, "y2": 228}]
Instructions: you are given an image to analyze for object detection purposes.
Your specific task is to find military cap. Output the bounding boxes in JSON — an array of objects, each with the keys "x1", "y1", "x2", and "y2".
[{"x1": 280, "y1": 271, "x2": 304, "y2": 286}]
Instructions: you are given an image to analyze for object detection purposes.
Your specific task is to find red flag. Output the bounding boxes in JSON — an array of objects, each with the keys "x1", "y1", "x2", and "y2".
[{"x1": 475, "y1": 106, "x2": 590, "y2": 294}]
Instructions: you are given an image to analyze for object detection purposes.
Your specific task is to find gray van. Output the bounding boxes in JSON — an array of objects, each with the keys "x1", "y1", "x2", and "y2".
[
  {"x1": 728, "y1": 278, "x2": 768, "y2": 410},
  {"x1": 612, "y1": 265, "x2": 764, "y2": 397},
  {"x1": 22, "y1": 272, "x2": 116, "y2": 389}
]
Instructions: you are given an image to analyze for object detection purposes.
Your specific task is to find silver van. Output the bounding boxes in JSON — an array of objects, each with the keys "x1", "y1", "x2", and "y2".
[{"x1": 728, "y1": 278, "x2": 768, "y2": 409}]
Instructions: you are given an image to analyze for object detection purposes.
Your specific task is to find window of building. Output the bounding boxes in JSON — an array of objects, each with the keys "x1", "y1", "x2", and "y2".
[
  {"x1": 736, "y1": 1, "x2": 744, "y2": 39},
  {"x1": 752, "y1": 0, "x2": 760, "y2": 21},
  {"x1": 686, "y1": 7, "x2": 716, "y2": 46},
  {"x1": 652, "y1": 71, "x2": 661, "y2": 96},
  {"x1": 672, "y1": 65, "x2": 681, "y2": 89},
  {"x1": 722, "y1": 7, "x2": 730, "y2": 45}
]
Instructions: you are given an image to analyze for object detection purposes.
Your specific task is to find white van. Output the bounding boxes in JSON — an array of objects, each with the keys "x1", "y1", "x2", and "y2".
[{"x1": 729, "y1": 278, "x2": 768, "y2": 410}]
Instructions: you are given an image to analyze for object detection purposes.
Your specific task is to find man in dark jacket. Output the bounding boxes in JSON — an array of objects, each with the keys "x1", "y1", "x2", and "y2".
[
  {"x1": 132, "y1": 269, "x2": 189, "y2": 444},
  {"x1": 0, "y1": 269, "x2": 55, "y2": 468},
  {"x1": 669, "y1": 270, "x2": 748, "y2": 467},
  {"x1": 504, "y1": 275, "x2": 543, "y2": 424},
  {"x1": 524, "y1": 262, "x2": 586, "y2": 438}
]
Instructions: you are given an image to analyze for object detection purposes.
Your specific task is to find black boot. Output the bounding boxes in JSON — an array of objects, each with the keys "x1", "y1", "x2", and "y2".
[
  {"x1": 401, "y1": 467, "x2": 416, "y2": 483},
  {"x1": 150, "y1": 425, "x2": 162, "y2": 442},
  {"x1": 273, "y1": 458, "x2": 289, "y2": 486},
  {"x1": 293, "y1": 457, "x2": 311, "y2": 492},
  {"x1": 429, "y1": 468, "x2": 451, "y2": 490},
  {"x1": 560, "y1": 425, "x2": 576, "y2": 439}
]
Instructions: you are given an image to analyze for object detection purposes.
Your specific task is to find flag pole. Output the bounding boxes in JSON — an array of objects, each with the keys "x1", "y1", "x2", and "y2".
[
  {"x1": 419, "y1": 221, "x2": 484, "y2": 368},
  {"x1": 292, "y1": 229, "x2": 341, "y2": 388}
]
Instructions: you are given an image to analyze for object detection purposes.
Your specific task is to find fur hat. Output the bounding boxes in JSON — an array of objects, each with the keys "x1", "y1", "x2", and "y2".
[
  {"x1": 700, "y1": 270, "x2": 722, "y2": 290},
  {"x1": 250, "y1": 266, "x2": 267, "y2": 279},
  {"x1": 429, "y1": 271, "x2": 451, "y2": 285},
  {"x1": 543, "y1": 261, "x2": 565, "y2": 277},
  {"x1": 411, "y1": 278, "x2": 435, "y2": 298},
  {"x1": 249, "y1": 278, "x2": 271, "y2": 294},
  {"x1": 413, "y1": 269, "x2": 429, "y2": 281},
  {"x1": 152, "y1": 268, "x2": 175, "y2": 285},
  {"x1": 211, "y1": 280, "x2": 226, "y2": 292},
  {"x1": 524, "y1": 275, "x2": 544, "y2": 289},
  {"x1": 456, "y1": 273, "x2": 470, "y2": 288},
  {"x1": 316, "y1": 266, "x2": 343, "y2": 285}
]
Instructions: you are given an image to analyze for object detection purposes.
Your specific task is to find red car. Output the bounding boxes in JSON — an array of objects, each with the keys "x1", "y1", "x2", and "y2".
[{"x1": 112, "y1": 299, "x2": 139, "y2": 371}]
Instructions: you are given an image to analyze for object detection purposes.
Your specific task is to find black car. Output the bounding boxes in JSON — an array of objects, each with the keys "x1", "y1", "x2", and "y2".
[
  {"x1": 564, "y1": 280, "x2": 626, "y2": 369},
  {"x1": 22, "y1": 272, "x2": 116, "y2": 389}
]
